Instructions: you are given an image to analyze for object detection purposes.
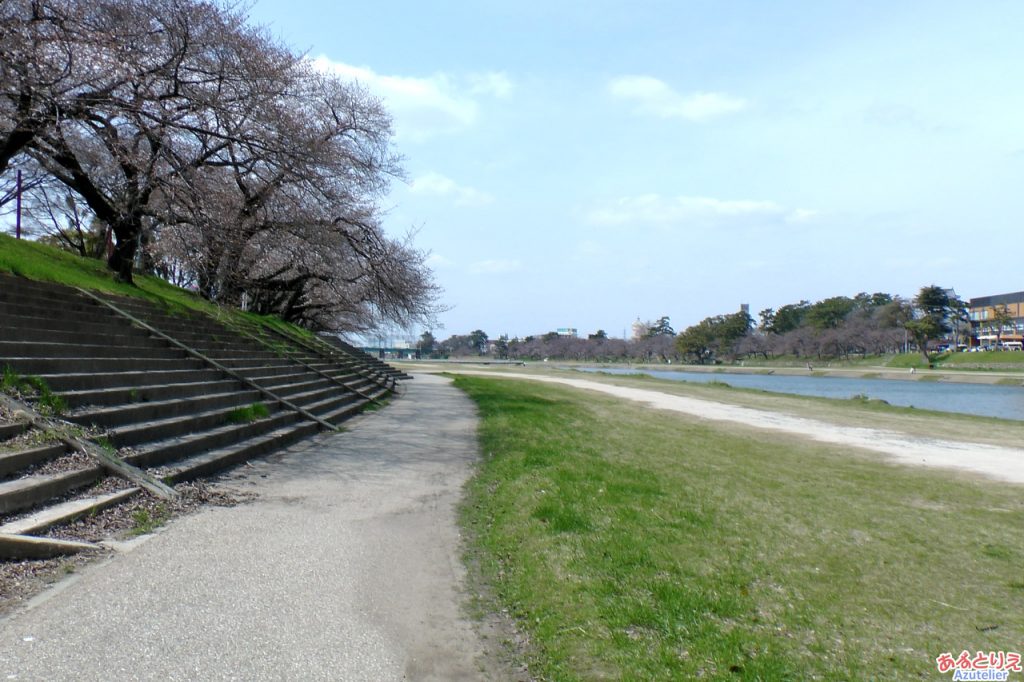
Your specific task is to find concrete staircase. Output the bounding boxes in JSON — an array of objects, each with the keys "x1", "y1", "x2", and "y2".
[
  {"x1": 0, "y1": 273, "x2": 404, "y2": 545},
  {"x1": 319, "y1": 335, "x2": 412, "y2": 381}
]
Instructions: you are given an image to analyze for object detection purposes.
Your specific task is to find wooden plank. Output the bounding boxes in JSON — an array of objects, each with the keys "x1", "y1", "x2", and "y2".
[{"x1": 0, "y1": 393, "x2": 177, "y2": 499}]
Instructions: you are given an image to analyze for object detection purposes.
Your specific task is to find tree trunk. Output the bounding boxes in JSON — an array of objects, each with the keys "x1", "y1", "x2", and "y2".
[
  {"x1": 107, "y1": 233, "x2": 136, "y2": 280},
  {"x1": 107, "y1": 221, "x2": 140, "y2": 284}
]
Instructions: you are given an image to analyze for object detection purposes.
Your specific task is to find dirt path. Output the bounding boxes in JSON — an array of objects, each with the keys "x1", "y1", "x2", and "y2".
[
  {"x1": 0, "y1": 373, "x2": 511, "y2": 681},
  {"x1": 448, "y1": 370, "x2": 1024, "y2": 485}
]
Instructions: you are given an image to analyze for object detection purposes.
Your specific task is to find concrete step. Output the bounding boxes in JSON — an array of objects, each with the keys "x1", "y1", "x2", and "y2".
[
  {"x1": 0, "y1": 282, "x2": 120, "y2": 302},
  {"x1": 0, "y1": 487, "x2": 138, "y2": 535},
  {"x1": 267, "y1": 377, "x2": 335, "y2": 399},
  {"x1": 0, "y1": 466, "x2": 103, "y2": 515},
  {"x1": 0, "y1": 422, "x2": 28, "y2": 441},
  {"x1": 0, "y1": 284, "x2": 88, "y2": 306},
  {"x1": 0, "y1": 273, "x2": 395, "y2": 534},
  {"x1": 108, "y1": 401, "x2": 280, "y2": 448},
  {"x1": 318, "y1": 364, "x2": 370, "y2": 380},
  {"x1": 0, "y1": 341, "x2": 181, "y2": 360},
  {"x1": 156, "y1": 335, "x2": 265, "y2": 353},
  {"x1": 288, "y1": 385, "x2": 351, "y2": 410},
  {"x1": 316, "y1": 372, "x2": 384, "y2": 395},
  {"x1": 199, "y1": 348, "x2": 282, "y2": 361},
  {"x1": 0, "y1": 299, "x2": 117, "y2": 324},
  {"x1": 165, "y1": 421, "x2": 319, "y2": 484},
  {"x1": 0, "y1": 273, "x2": 103, "y2": 300},
  {"x1": 68, "y1": 389, "x2": 264, "y2": 429},
  {"x1": 321, "y1": 336, "x2": 406, "y2": 372},
  {"x1": 322, "y1": 399, "x2": 371, "y2": 425},
  {"x1": 58, "y1": 378, "x2": 243, "y2": 408},
  {"x1": 187, "y1": 328, "x2": 302, "y2": 351},
  {"x1": 246, "y1": 369, "x2": 321, "y2": 390},
  {"x1": 302, "y1": 391, "x2": 361, "y2": 418},
  {"x1": 39, "y1": 368, "x2": 225, "y2": 392},
  {"x1": 233, "y1": 363, "x2": 307, "y2": 380},
  {"x1": 126, "y1": 410, "x2": 303, "y2": 469},
  {"x1": 0, "y1": 533, "x2": 99, "y2": 559},
  {"x1": 1, "y1": 356, "x2": 205, "y2": 375},
  {"x1": 366, "y1": 384, "x2": 391, "y2": 400},
  {"x1": 349, "y1": 375, "x2": 384, "y2": 390},
  {"x1": 117, "y1": 313, "x2": 228, "y2": 336},
  {"x1": 0, "y1": 443, "x2": 66, "y2": 478},
  {"x1": 0, "y1": 291, "x2": 118, "y2": 322},
  {"x1": 303, "y1": 360, "x2": 355, "y2": 372},
  {"x1": 0, "y1": 325, "x2": 159, "y2": 347},
  {"x1": 0, "y1": 313, "x2": 152, "y2": 340},
  {"x1": 318, "y1": 368, "x2": 367, "y2": 383},
  {"x1": 211, "y1": 357, "x2": 296, "y2": 370}
]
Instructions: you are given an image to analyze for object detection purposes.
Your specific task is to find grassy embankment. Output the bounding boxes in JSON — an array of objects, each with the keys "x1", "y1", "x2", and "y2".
[
  {"x1": 723, "y1": 352, "x2": 1024, "y2": 372},
  {"x1": 456, "y1": 375, "x2": 1024, "y2": 680},
  {"x1": 444, "y1": 363, "x2": 1024, "y2": 448},
  {"x1": 0, "y1": 233, "x2": 315, "y2": 343}
]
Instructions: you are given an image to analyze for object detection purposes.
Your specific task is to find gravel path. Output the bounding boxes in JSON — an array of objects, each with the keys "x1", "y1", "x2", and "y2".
[{"x1": 0, "y1": 373, "x2": 501, "y2": 681}]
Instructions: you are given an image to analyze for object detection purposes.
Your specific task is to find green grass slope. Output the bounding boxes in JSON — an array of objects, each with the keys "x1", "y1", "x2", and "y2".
[
  {"x1": 457, "y1": 375, "x2": 1024, "y2": 680},
  {"x1": 0, "y1": 234, "x2": 320, "y2": 343}
]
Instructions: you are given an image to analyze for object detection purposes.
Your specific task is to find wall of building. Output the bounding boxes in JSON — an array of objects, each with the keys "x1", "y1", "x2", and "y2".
[{"x1": 968, "y1": 291, "x2": 1024, "y2": 345}]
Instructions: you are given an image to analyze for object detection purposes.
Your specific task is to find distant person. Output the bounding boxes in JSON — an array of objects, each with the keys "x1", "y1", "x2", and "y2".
[
  {"x1": 910, "y1": 367, "x2": 916, "y2": 374},
  {"x1": 806, "y1": 362, "x2": 813, "y2": 371}
]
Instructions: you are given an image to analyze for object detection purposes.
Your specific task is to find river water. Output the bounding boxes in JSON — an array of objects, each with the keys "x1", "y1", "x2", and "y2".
[{"x1": 575, "y1": 367, "x2": 1024, "y2": 422}]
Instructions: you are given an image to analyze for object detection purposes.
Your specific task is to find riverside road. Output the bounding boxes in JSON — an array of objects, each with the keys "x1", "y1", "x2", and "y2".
[{"x1": 0, "y1": 374, "x2": 499, "y2": 681}]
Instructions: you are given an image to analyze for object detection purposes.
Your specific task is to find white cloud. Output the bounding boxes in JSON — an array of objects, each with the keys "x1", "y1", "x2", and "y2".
[
  {"x1": 469, "y1": 259, "x2": 522, "y2": 275},
  {"x1": 785, "y1": 208, "x2": 820, "y2": 224},
  {"x1": 608, "y1": 75, "x2": 747, "y2": 121},
  {"x1": 410, "y1": 172, "x2": 493, "y2": 207},
  {"x1": 586, "y1": 194, "x2": 786, "y2": 226},
  {"x1": 425, "y1": 253, "x2": 454, "y2": 269},
  {"x1": 469, "y1": 72, "x2": 513, "y2": 98},
  {"x1": 309, "y1": 55, "x2": 511, "y2": 141}
]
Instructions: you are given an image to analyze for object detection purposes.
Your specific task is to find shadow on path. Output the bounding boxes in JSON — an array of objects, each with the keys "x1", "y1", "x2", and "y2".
[{"x1": 0, "y1": 374, "x2": 502, "y2": 681}]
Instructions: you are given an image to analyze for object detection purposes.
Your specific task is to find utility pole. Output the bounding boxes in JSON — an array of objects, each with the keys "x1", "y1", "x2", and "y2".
[{"x1": 15, "y1": 170, "x2": 22, "y2": 239}]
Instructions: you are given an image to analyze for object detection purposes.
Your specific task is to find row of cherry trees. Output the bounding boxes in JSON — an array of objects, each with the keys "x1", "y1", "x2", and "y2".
[
  {"x1": 1, "y1": 0, "x2": 439, "y2": 332},
  {"x1": 429, "y1": 286, "x2": 966, "y2": 364}
]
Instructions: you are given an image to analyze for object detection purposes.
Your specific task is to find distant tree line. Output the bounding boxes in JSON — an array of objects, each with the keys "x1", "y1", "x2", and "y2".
[
  {"x1": 0, "y1": 0, "x2": 439, "y2": 332},
  {"x1": 428, "y1": 286, "x2": 968, "y2": 365}
]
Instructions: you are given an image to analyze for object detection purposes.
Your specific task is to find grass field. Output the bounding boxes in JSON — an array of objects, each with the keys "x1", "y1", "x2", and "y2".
[
  {"x1": 456, "y1": 375, "x2": 1024, "y2": 680},
  {"x1": 466, "y1": 365, "x2": 1024, "y2": 449},
  {"x1": 0, "y1": 233, "x2": 209, "y2": 313},
  {"x1": 943, "y1": 351, "x2": 1024, "y2": 366}
]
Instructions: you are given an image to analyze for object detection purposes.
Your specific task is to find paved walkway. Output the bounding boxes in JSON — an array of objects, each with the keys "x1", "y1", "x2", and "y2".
[{"x1": 0, "y1": 374, "x2": 496, "y2": 681}]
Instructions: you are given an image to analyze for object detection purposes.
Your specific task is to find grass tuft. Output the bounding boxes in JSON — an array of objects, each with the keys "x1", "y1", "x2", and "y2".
[
  {"x1": 1, "y1": 365, "x2": 66, "y2": 415},
  {"x1": 129, "y1": 505, "x2": 168, "y2": 536},
  {"x1": 225, "y1": 403, "x2": 270, "y2": 424}
]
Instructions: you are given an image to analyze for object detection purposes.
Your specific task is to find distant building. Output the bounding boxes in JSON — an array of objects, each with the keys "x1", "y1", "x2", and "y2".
[
  {"x1": 555, "y1": 327, "x2": 578, "y2": 338},
  {"x1": 968, "y1": 291, "x2": 1024, "y2": 347}
]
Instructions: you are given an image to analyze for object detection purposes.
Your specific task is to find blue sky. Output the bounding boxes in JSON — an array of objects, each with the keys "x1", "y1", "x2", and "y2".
[{"x1": 250, "y1": 0, "x2": 1024, "y2": 340}]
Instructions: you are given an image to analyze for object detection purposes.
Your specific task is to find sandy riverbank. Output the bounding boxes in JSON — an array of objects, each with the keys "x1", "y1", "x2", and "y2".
[
  {"x1": 426, "y1": 366, "x2": 1024, "y2": 486},
  {"x1": 396, "y1": 358, "x2": 1024, "y2": 386}
]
